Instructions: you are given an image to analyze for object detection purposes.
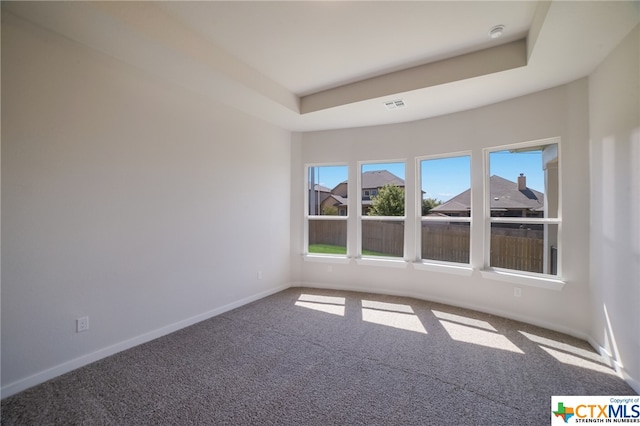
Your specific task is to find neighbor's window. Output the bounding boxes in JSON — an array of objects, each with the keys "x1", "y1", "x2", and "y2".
[
  {"x1": 360, "y1": 161, "x2": 406, "y2": 258},
  {"x1": 419, "y1": 154, "x2": 471, "y2": 264},
  {"x1": 307, "y1": 165, "x2": 348, "y2": 255},
  {"x1": 486, "y1": 141, "x2": 560, "y2": 275}
]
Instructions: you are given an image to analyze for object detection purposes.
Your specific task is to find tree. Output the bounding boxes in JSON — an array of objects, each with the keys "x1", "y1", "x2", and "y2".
[
  {"x1": 421, "y1": 198, "x2": 442, "y2": 216},
  {"x1": 322, "y1": 205, "x2": 338, "y2": 215},
  {"x1": 368, "y1": 184, "x2": 404, "y2": 216}
]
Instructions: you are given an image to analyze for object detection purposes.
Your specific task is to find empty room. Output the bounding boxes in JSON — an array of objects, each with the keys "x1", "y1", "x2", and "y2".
[{"x1": 1, "y1": 1, "x2": 639, "y2": 424}]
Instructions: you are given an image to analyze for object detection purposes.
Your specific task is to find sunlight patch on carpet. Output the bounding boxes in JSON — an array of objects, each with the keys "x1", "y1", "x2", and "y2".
[
  {"x1": 539, "y1": 346, "x2": 617, "y2": 375},
  {"x1": 298, "y1": 294, "x2": 345, "y2": 305},
  {"x1": 362, "y1": 300, "x2": 427, "y2": 334},
  {"x1": 431, "y1": 310, "x2": 497, "y2": 332},
  {"x1": 519, "y1": 331, "x2": 616, "y2": 375},
  {"x1": 295, "y1": 294, "x2": 345, "y2": 316},
  {"x1": 518, "y1": 331, "x2": 604, "y2": 363},
  {"x1": 439, "y1": 320, "x2": 523, "y2": 353},
  {"x1": 361, "y1": 300, "x2": 415, "y2": 314}
]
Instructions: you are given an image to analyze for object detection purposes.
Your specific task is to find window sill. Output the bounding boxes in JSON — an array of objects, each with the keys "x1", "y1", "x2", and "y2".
[
  {"x1": 480, "y1": 269, "x2": 566, "y2": 291},
  {"x1": 356, "y1": 257, "x2": 408, "y2": 268},
  {"x1": 413, "y1": 261, "x2": 473, "y2": 276},
  {"x1": 303, "y1": 254, "x2": 351, "y2": 264}
]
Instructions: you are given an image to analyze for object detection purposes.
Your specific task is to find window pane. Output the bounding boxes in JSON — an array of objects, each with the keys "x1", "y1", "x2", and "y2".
[
  {"x1": 362, "y1": 220, "x2": 404, "y2": 257},
  {"x1": 490, "y1": 223, "x2": 558, "y2": 275},
  {"x1": 361, "y1": 162, "x2": 405, "y2": 216},
  {"x1": 308, "y1": 165, "x2": 348, "y2": 216},
  {"x1": 308, "y1": 219, "x2": 347, "y2": 254},
  {"x1": 489, "y1": 144, "x2": 558, "y2": 218},
  {"x1": 421, "y1": 222, "x2": 470, "y2": 263},
  {"x1": 421, "y1": 156, "x2": 471, "y2": 217}
]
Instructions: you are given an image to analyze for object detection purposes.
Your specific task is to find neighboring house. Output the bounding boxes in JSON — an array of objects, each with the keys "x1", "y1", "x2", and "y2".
[
  {"x1": 320, "y1": 194, "x2": 348, "y2": 216},
  {"x1": 309, "y1": 184, "x2": 332, "y2": 215},
  {"x1": 320, "y1": 170, "x2": 405, "y2": 216},
  {"x1": 431, "y1": 174, "x2": 544, "y2": 218}
]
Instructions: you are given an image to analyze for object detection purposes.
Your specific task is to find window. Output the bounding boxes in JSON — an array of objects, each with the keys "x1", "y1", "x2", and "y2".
[
  {"x1": 419, "y1": 154, "x2": 472, "y2": 264},
  {"x1": 304, "y1": 140, "x2": 561, "y2": 283},
  {"x1": 307, "y1": 165, "x2": 348, "y2": 255},
  {"x1": 486, "y1": 140, "x2": 560, "y2": 276},
  {"x1": 359, "y1": 162, "x2": 406, "y2": 258}
]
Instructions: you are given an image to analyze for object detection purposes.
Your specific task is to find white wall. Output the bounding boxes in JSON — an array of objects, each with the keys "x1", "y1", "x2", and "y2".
[
  {"x1": 1, "y1": 13, "x2": 292, "y2": 396},
  {"x1": 293, "y1": 79, "x2": 592, "y2": 339},
  {"x1": 588, "y1": 25, "x2": 640, "y2": 393},
  {"x1": 3, "y1": 5, "x2": 637, "y2": 400}
]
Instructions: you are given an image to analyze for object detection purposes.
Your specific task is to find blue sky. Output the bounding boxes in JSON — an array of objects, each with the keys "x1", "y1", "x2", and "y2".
[
  {"x1": 421, "y1": 156, "x2": 470, "y2": 201},
  {"x1": 488, "y1": 151, "x2": 544, "y2": 192},
  {"x1": 310, "y1": 165, "x2": 349, "y2": 190},
  {"x1": 311, "y1": 151, "x2": 544, "y2": 202}
]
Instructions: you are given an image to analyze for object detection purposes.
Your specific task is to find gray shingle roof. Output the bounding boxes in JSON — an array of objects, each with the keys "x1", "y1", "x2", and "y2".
[
  {"x1": 326, "y1": 194, "x2": 347, "y2": 206},
  {"x1": 335, "y1": 170, "x2": 404, "y2": 193},
  {"x1": 431, "y1": 198, "x2": 470, "y2": 212},
  {"x1": 432, "y1": 175, "x2": 543, "y2": 212},
  {"x1": 360, "y1": 170, "x2": 405, "y2": 189}
]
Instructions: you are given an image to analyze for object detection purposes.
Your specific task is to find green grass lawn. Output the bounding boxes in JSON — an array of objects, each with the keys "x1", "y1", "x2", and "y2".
[
  {"x1": 308, "y1": 244, "x2": 391, "y2": 257},
  {"x1": 308, "y1": 244, "x2": 347, "y2": 254}
]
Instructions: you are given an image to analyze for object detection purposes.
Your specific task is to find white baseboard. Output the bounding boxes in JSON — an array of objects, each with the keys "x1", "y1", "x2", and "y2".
[
  {"x1": 588, "y1": 337, "x2": 640, "y2": 395},
  {"x1": 1, "y1": 283, "x2": 291, "y2": 399},
  {"x1": 621, "y1": 371, "x2": 640, "y2": 395}
]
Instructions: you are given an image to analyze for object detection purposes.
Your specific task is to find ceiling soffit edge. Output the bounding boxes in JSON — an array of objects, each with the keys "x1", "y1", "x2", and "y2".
[{"x1": 301, "y1": 39, "x2": 527, "y2": 114}]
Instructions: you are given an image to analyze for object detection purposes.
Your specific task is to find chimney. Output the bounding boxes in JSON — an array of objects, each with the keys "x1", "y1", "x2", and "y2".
[{"x1": 517, "y1": 173, "x2": 527, "y2": 191}]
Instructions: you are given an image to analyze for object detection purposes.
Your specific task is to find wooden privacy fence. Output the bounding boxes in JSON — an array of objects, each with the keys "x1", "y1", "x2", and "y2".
[
  {"x1": 421, "y1": 223, "x2": 470, "y2": 263},
  {"x1": 308, "y1": 220, "x2": 347, "y2": 248},
  {"x1": 307, "y1": 220, "x2": 405, "y2": 256},
  {"x1": 490, "y1": 227, "x2": 543, "y2": 273},
  {"x1": 362, "y1": 221, "x2": 404, "y2": 257},
  {"x1": 309, "y1": 221, "x2": 545, "y2": 272}
]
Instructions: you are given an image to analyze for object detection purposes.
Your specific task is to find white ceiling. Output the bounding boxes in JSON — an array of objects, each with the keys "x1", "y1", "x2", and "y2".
[
  {"x1": 4, "y1": 1, "x2": 639, "y2": 132},
  {"x1": 160, "y1": 1, "x2": 537, "y2": 96}
]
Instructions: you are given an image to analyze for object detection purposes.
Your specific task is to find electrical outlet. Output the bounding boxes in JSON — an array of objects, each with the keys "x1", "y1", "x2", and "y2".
[
  {"x1": 514, "y1": 287, "x2": 522, "y2": 298},
  {"x1": 257, "y1": 271, "x2": 263, "y2": 280},
  {"x1": 77, "y1": 316, "x2": 89, "y2": 333}
]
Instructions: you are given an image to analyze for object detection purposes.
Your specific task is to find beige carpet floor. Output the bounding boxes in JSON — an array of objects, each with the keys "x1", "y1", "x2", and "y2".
[{"x1": 2, "y1": 287, "x2": 636, "y2": 425}]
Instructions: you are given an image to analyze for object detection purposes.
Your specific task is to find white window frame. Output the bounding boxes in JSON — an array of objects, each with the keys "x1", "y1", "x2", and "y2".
[
  {"x1": 305, "y1": 163, "x2": 350, "y2": 260},
  {"x1": 357, "y1": 160, "x2": 407, "y2": 263},
  {"x1": 416, "y1": 152, "x2": 473, "y2": 268},
  {"x1": 482, "y1": 137, "x2": 563, "y2": 283}
]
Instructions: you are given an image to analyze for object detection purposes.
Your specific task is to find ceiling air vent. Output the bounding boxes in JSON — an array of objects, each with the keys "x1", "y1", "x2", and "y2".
[{"x1": 383, "y1": 99, "x2": 406, "y2": 110}]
